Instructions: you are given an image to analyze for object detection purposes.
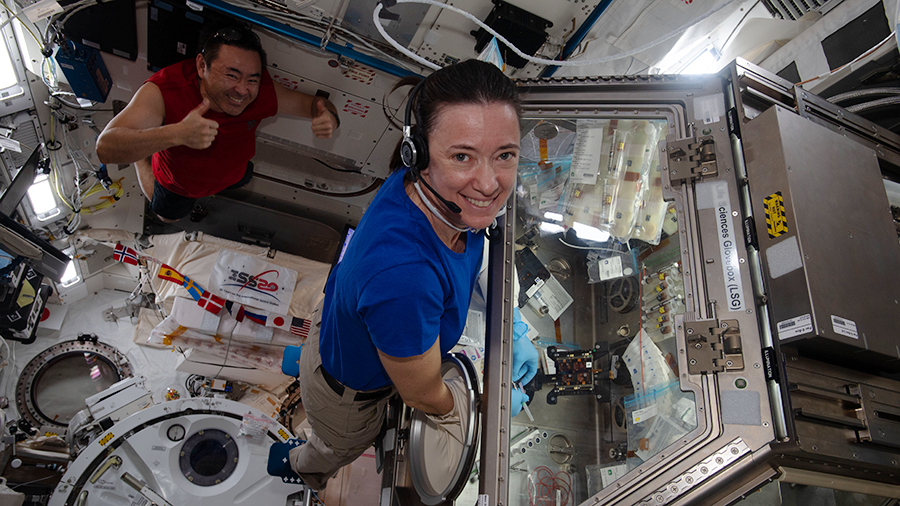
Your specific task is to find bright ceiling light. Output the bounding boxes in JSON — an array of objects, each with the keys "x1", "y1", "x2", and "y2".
[
  {"x1": 27, "y1": 175, "x2": 60, "y2": 220},
  {"x1": 59, "y1": 259, "x2": 80, "y2": 287},
  {"x1": 680, "y1": 48, "x2": 720, "y2": 75},
  {"x1": 0, "y1": 35, "x2": 17, "y2": 89}
]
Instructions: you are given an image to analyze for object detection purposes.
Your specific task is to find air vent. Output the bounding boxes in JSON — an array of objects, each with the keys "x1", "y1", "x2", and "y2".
[
  {"x1": 471, "y1": 0, "x2": 552, "y2": 69},
  {"x1": 761, "y1": 0, "x2": 845, "y2": 20},
  {"x1": 9, "y1": 115, "x2": 40, "y2": 168},
  {"x1": 0, "y1": 113, "x2": 42, "y2": 173}
]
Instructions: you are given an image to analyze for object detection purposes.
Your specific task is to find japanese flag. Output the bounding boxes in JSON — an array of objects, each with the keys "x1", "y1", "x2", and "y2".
[{"x1": 266, "y1": 314, "x2": 292, "y2": 331}]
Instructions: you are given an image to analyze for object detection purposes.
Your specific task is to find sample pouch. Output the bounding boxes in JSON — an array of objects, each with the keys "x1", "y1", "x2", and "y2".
[{"x1": 208, "y1": 249, "x2": 298, "y2": 315}]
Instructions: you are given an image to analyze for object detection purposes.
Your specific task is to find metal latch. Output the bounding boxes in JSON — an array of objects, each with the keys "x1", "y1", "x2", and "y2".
[
  {"x1": 849, "y1": 383, "x2": 900, "y2": 450},
  {"x1": 337, "y1": 55, "x2": 356, "y2": 71},
  {"x1": 684, "y1": 319, "x2": 743, "y2": 374},
  {"x1": 667, "y1": 136, "x2": 717, "y2": 182}
]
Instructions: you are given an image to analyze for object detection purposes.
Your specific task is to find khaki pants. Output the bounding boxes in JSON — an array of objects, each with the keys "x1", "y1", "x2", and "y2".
[
  {"x1": 421, "y1": 374, "x2": 470, "y2": 491},
  {"x1": 289, "y1": 316, "x2": 393, "y2": 491}
]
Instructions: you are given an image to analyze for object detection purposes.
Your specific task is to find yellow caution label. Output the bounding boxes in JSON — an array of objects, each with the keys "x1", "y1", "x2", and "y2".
[
  {"x1": 98, "y1": 432, "x2": 114, "y2": 446},
  {"x1": 278, "y1": 428, "x2": 291, "y2": 441},
  {"x1": 763, "y1": 191, "x2": 788, "y2": 238}
]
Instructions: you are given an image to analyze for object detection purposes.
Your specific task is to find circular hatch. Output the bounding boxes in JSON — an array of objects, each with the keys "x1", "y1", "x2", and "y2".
[
  {"x1": 15, "y1": 337, "x2": 133, "y2": 429},
  {"x1": 47, "y1": 398, "x2": 300, "y2": 506},
  {"x1": 407, "y1": 353, "x2": 480, "y2": 505}
]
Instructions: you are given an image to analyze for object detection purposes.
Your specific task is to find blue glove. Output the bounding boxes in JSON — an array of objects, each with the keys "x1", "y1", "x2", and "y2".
[
  {"x1": 512, "y1": 307, "x2": 539, "y2": 385},
  {"x1": 511, "y1": 386, "x2": 529, "y2": 417}
]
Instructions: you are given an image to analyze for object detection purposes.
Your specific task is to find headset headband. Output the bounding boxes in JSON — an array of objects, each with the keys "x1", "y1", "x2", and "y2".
[{"x1": 403, "y1": 77, "x2": 427, "y2": 142}]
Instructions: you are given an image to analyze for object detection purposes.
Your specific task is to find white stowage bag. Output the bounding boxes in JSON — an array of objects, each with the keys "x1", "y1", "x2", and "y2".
[
  {"x1": 147, "y1": 312, "x2": 284, "y2": 373},
  {"x1": 208, "y1": 249, "x2": 297, "y2": 315},
  {"x1": 144, "y1": 232, "x2": 330, "y2": 319}
]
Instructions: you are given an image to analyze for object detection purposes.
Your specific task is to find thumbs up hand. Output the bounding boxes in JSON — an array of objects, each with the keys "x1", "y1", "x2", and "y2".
[
  {"x1": 180, "y1": 98, "x2": 220, "y2": 149},
  {"x1": 310, "y1": 98, "x2": 337, "y2": 139}
]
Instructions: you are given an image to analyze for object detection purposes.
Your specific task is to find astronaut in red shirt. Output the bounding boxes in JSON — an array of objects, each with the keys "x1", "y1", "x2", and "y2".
[{"x1": 97, "y1": 26, "x2": 339, "y2": 222}]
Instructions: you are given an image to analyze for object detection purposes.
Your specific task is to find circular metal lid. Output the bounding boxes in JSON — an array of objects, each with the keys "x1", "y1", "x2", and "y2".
[
  {"x1": 533, "y1": 122, "x2": 560, "y2": 140},
  {"x1": 15, "y1": 338, "x2": 132, "y2": 429},
  {"x1": 407, "y1": 353, "x2": 480, "y2": 506},
  {"x1": 47, "y1": 398, "x2": 300, "y2": 506}
]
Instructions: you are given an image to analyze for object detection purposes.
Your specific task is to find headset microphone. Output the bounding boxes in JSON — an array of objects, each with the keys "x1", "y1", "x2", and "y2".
[
  {"x1": 411, "y1": 170, "x2": 462, "y2": 213},
  {"x1": 401, "y1": 78, "x2": 462, "y2": 214}
]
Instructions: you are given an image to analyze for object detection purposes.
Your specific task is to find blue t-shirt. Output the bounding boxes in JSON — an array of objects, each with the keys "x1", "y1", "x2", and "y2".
[{"x1": 319, "y1": 168, "x2": 484, "y2": 391}]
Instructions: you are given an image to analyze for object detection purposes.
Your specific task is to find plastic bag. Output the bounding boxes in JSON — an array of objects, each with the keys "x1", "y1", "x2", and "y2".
[
  {"x1": 624, "y1": 381, "x2": 696, "y2": 462},
  {"x1": 477, "y1": 37, "x2": 505, "y2": 71}
]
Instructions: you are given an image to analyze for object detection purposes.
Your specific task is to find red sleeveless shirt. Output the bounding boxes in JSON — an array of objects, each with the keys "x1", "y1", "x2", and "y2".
[{"x1": 146, "y1": 59, "x2": 277, "y2": 198}]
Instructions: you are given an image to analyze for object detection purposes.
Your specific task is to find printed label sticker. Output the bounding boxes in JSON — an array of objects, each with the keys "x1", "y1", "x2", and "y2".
[{"x1": 777, "y1": 313, "x2": 812, "y2": 339}]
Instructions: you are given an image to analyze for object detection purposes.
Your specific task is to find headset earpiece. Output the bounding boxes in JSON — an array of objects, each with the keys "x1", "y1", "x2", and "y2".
[
  {"x1": 402, "y1": 79, "x2": 429, "y2": 172},
  {"x1": 401, "y1": 76, "x2": 461, "y2": 214},
  {"x1": 400, "y1": 131, "x2": 429, "y2": 172}
]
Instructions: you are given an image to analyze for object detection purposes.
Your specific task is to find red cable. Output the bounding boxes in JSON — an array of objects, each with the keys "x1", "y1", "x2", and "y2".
[
  {"x1": 639, "y1": 267, "x2": 646, "y2": 394},
  {"x1": 528, "y1": 467, "x2": 574, "y2": 505}
]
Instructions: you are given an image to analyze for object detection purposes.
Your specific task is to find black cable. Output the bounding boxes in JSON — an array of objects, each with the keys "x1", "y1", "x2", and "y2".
[
  {"x1": 185, "y1": 374, "x2": 207, "y2": 397},
  {"x1": 720, "y1": 0, "x2": 761, "y2": 54},
  {"x1": 381, "y1": 91, "x2": 400, "y2": 129},
  {"x1": 11, "y1": 474, "x2": 58, "y2": 489},
  {"x1": 57, "y1": 102, "x2": 114, "y2": 112},
  {"x1": 313, "y1": 158, "x2": 360, "y2": 173}
]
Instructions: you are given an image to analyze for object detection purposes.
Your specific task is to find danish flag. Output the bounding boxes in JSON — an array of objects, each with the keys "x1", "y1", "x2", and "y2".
[{"x1": 198, "y1": 290, "x2": 225, "y2": 315}]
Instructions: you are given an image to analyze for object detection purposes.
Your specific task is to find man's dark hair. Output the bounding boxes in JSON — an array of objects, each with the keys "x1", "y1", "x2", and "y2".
[
  {"x1": 389, "y1": 60, "x2": 522, "y2": 172},
  {"x1": 199, "y1": 25, "x2": 267, "y2": 69}
]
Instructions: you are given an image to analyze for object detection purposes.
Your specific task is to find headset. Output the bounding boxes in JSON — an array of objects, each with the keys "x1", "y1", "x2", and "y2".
[{"x1": 400, "y1": 78, "x2": 462, "y2": 214}]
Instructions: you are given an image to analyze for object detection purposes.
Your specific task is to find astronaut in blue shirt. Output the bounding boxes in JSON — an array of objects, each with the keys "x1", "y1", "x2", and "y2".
[{"x1": 287, "y1": 60, "x2": 538, "y2": 491}]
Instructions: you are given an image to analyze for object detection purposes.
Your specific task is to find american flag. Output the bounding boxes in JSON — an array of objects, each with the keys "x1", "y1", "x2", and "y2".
[
  {"x1": 290, "y1": 318, "x2": 311, "y2": 339},
  {"x1": 198, "y1": 290, "x2": 225, "y2": 315},
  {"x1": 113, "y1": 243, "x2": 139, "y2": 266}
]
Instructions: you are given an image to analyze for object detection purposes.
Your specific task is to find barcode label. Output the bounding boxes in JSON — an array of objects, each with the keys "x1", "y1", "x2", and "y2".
[
  {"x1": 831, "y1": 315, "x2": 859, "y2": 339},
  {"x1": 777, "y1": 314, "x2": 812, "y2": 340},
  {"x1": 131, "y1": 496, "x2": 150, "y2": 506}
]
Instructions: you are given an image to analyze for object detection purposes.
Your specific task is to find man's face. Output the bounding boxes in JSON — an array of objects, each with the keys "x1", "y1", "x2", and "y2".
[{"x1": 197, "y1": 45, "x2": 262, "y2": 116}]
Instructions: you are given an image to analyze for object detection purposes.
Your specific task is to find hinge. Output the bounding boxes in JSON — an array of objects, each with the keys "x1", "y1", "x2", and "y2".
[
  {"x1": 685, "y1": 319, "x2": 743, "y2": 374},
  {"x1": 667, "y1": 136, "x2": 717, "y2": 182}
]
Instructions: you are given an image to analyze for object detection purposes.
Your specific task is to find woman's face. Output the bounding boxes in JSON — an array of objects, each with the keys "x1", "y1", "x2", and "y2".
[{"x1": 422, "y1": 101, "x2": 520, "y2": 231}]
